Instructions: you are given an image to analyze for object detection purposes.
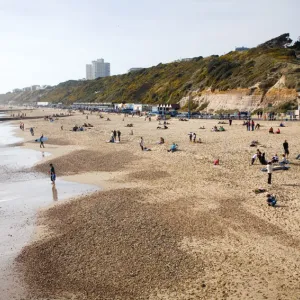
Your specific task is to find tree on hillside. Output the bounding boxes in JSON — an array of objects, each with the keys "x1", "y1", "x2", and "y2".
[
  {"x1": 259, "y1": 33, "x2": 293, "y2": 49},
  {"x1": 290, "y1": 36, "x2": 300, "y2": 50}
]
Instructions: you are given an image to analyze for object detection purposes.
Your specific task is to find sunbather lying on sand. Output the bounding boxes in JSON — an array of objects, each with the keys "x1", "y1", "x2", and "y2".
[{"x1": 279, "y1": 154, "x2": 289, "y2": 166}]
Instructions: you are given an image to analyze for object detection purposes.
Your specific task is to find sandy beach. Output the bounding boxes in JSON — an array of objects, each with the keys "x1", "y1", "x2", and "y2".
[{"x1": 3, "y1": 109, "x2": 300, "y2": 299}]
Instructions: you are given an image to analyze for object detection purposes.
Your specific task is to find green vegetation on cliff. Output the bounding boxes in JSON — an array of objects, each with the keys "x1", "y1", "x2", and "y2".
[{"x1": 39, "y1": 34, "x2": 300, "y2": 105}]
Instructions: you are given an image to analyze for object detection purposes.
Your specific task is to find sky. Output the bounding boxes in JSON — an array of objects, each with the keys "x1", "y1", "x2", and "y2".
[{"x1": 0, "y1": 0, "x2": 299, "y2": 93}]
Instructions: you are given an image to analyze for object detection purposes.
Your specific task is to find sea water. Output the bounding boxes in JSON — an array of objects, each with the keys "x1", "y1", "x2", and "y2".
[{"x1": 0, "y1": 122, "x2": 98, "y2": 298}]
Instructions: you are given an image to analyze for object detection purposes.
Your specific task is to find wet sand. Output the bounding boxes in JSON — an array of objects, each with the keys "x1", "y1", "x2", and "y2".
[
  {"x1": 0, "y1": 122, "x2": 98, "y2": 300},
  {"x1": 4, "y1": 111, "x2": 300, "y2": 299}
]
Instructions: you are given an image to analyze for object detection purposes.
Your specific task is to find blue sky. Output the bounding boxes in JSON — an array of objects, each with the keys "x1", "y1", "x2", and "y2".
[{"x1": 0, "y1": 0, "x2": 299, "y2": 93}]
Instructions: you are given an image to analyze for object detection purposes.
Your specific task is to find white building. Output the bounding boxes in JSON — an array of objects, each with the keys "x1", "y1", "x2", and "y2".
[
  {"x1": 92, "y1": 58, "x2": 110, "y2": 78},
  {"x1": 86, "y1": 58, "x2": 110, "y2": 79},
  {"x1": 37, "y1": 102, "x2": 49, "y2": 107},
  {"x1": 86, "y1": 64, "x2": 94, "y2": 80}
]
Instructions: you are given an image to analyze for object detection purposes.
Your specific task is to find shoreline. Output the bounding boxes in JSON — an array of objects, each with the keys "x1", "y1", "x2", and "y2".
[{"x1": 0, "y1": 121, "x2": 99, "y2": 299}]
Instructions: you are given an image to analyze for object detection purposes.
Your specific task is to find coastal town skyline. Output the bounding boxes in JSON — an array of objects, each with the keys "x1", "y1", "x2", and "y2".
[{"x1": 0, "y1": 0, "x2": 299, "y2": 93}]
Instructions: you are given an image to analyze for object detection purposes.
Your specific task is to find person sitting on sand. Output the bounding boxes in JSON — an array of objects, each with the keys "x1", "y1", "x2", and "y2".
[
  {"x1": 212, "y1": 126, "x2": 219, "y2": 132},
  {"x1": 279, "y1": 122, "x2": 285, "y2": 127},
  {"x1": 255, "y1": 123, "x2": 260, "y2": 130},
  {"x1": 167, "y1": 143, "x2": 178, "y2": 153},
  {"x1": 260, "y1": 153, "x2": 267, "y2": 165},
  {"x1": 276, "y1": 128, "x2": 280, "y2": 134},
  {"x1": 196, "y1": 138, "x2": 202, "y2": 143},
  {"x1": 257, "y1": 150, "x2": 267, "y2": 165},
  {"x1": 266, "y1": 194, "x2": 277, "y2": 207},
  {"x1": 269, "y1": 127, "x2": 274, "y2": 134},
  {"x1": 199, "y1": 126, "x2": 205, "y2": 129},
  {"x1": 214, "y1": 158, "x2": 220, "y2": 165},
  {"x1": 158, "y1": 137, "x2": 165, "y2": 144},
  {"x1": 250, "y1": 140, "x2": 258, "y2": 147},
  {"x1": 219, "y1": 126, "x2": 225, "y2": 131},
  {"x1": 272, "y1": 154, "x2": 279, "y2": 163},
  {"x1": 106, "y1": 117, "x2": 111, "y2": 121}
]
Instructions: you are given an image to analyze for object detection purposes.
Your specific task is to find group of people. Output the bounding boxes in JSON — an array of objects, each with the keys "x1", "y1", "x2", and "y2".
[
  {"x1": 72, "y1": 125, "x2": 85, "y2": 132},
  {"x1": 13, "y1": 112, "x2": 27, "y2": 118},
  {"x1": 243, "y1": 120, "x2": 256, "y2": 131},
  {"x1": 269, "y1": 127, "x2": 281, "y2": 134},
  {"x1": 157, "y1": 120, "x2": 169, "y2": 130},
  {"x1": 187, "y1": 132, "x2": 201, "y2": 143},
  {"x1": 139, "y1": 137, "x2": 151, "y2": 151},
  {"x1": 212, "y1": 125, "x2": 225, "y2": 132},
  {"x1": 251, "y1": 140, "x2": 290, "y2": 185},
  {"x1": 108, "y1": 130, "x2": 121, "y2": 143}
]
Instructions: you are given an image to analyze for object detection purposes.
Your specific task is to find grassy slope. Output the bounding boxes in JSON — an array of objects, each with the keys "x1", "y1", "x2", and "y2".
[{"x1": 41, "y1": 47, "x2": 300, "y2": 105}]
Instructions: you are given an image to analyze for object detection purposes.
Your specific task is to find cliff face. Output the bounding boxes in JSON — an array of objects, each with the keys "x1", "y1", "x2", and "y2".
[
  {"x1": 2, "y1": 34, "x2": 300, "y2": 112},
  {"x1": 180, "y1": 79, "x2": 299, "y2": 113}
]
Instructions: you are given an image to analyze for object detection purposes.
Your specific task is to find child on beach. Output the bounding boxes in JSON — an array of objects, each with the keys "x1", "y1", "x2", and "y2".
[
  {"x1": 251, "y1": 153, "x2": 257, "y2": 165},
  {"x1": 267, "y1": 161, "x2": 273, "y2": 184},
  {"x1": 168, "y1": 143, "x2": 178, "y2": 152},
  {"x1": 140, "y1": 137, "x2": 144, "y2": 150},
  {"x1": 266, "y1": 194, "x2": 277, "y2": 207}
]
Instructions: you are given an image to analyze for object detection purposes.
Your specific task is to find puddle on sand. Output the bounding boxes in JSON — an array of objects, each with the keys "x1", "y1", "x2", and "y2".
[{"x1": 0, "y1": 122, "x2": 99, "y2": 299}]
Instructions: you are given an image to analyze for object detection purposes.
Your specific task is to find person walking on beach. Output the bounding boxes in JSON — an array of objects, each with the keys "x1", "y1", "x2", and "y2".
[
  {"x1": 40, "y1": 134, "x2": 45, "y2": 148},
  {"x1": 283, "y1": 140, "x2": 289, "y2": 159},
  {"x1": 140, "y1": 137, "x2": 144, "y2": 151},
  {"x1": 117, "y1": 130, "x2": 121, "y2": 142},
  {"x1": 229, "y1": 118, "x2": 232, "y2": 126},
  {"x1": 193, "y1": 133, "x2": 197, "y2": 143},
  {"x1": 113, "y1": 130, "x2": 117, "y2": 141},
  {"x1": 30, "y1": 127, "x2": 34, "y2": 136},
  {"x1": 50, "y1": 163, "x2": 56, "y2": 185},
  {"x1": 188, "y1": 132, "x2": 193, "y2": 142},
  {"x1": 251, "y1": 120, "x2": 255, "y2": 131},
  {"x1": 267, "y1": 161, "x2": 273, "y2": 185}
]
